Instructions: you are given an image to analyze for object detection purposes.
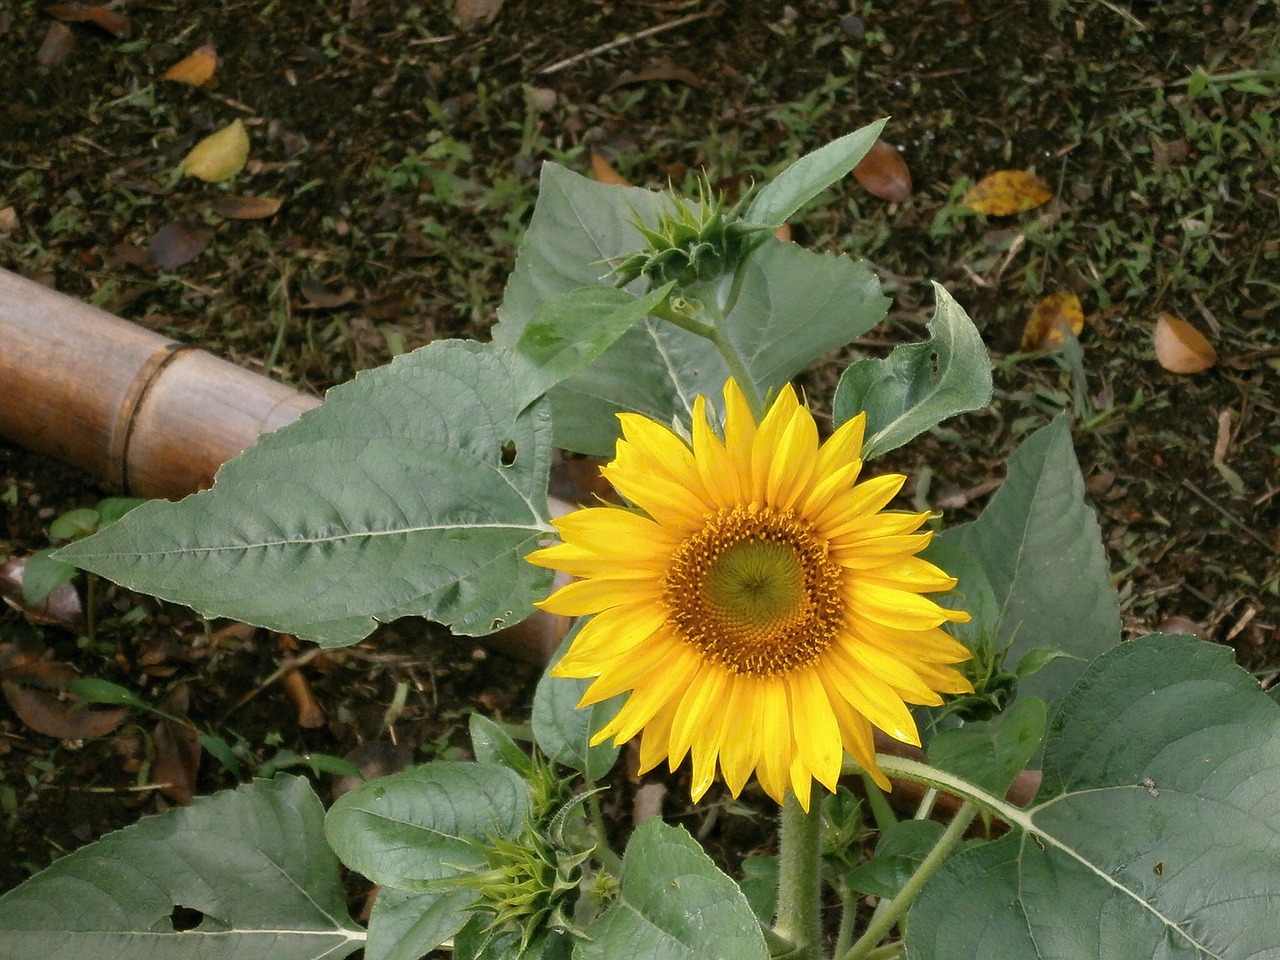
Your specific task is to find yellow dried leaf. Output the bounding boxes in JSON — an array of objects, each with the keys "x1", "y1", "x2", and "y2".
[
  {"x1": 1021, "y1": 292, "x2": 1084, "y2": 351},
  {"x1": 180, "y1": 120, "x2": 249, "y2": 182},
  {"x1": 590, "y1": 150, "x2": 631, "y2": 186},
  {"x1": 161, "y1": 43, "x2": 217, "y2": 87},
  {"x1": 1154, "y1": 313, "x2": 1217, "y2": 374},
  {"x1": 963, "y1": 169, "x2": 1052, "y2": 215}
]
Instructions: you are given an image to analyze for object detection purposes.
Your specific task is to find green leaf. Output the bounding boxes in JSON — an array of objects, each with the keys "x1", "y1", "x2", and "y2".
[
  {"x1": 469, "y1": 712, "x2": 535, "y2": 777},
  {"x1": 494, "y1": 164, "x2": 886, "y2": 455},
  {"x1": 512, "y1": 282, "x2": 675, "y2": 407},
  {"x1": 325, "y1": 761, "x2": 531, "y2": 892},
  {"x1": 576, "y1": 819, "x2": 769, "y2": 960},
  {"x1": 845, "y1": 819, "x2": 946, "y2": 899},
  {"x1": 909, "y1": 633, "x2": 1280, "y2": 960},
  {"x1": 0, "y1": 776, "x2": 363, "y2": 960},
  {"x1": 1014, "y1": 646, "x2": 1076, "y2": 681},
  {"x1": 64, "y1": 677, "x2": 151, "y2": 711},
  {"x1": 532, "y1": 626, "x2": 624, "y2": 782},
  {"x1": 56, "y1": 341, "x2": 554, "y2": 647},
  {"x1": 833, "y1": 283, "x2": 992, "y2": 458},
  {"x1": 739, "y1": 855, "x2": 778, "y2": 925},
  {"x1": 926, "y1": 697, "x2": 1046, "y2": 798},
  {"x1": 745, "y1": 119, "x2": 886, "y2": 227},
  {"x1": 19, "y1": 547, "x2": 80, "y2": 605},
  {"x1": 49, "y1": 507, "x2": 101, "y2": 540},
  {"x1": 365, "y1": 887, "x2": 479, "y2": 960},
  {"x1": 936, "y1": 416, "x2": 1120, "y2": 706}
]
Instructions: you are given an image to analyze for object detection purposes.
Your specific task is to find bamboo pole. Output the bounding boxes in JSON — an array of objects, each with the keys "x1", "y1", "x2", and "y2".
[
  {"x1": 0, "y1": 267, "x2": 565, "y2": 661},
  {"x1": 0, "y1": 268, "x2": 318, "y2": 501}
]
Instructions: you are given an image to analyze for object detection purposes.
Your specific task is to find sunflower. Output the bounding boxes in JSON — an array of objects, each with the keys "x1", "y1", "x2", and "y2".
[{"x1": 527, "y1": 379, "x2": 972, "y2": 810}]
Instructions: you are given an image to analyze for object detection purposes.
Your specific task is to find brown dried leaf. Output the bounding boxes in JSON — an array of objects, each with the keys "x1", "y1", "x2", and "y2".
[
  {"x1": 1021, "y1": 291, "x2": 1084, "y2": 351},
  {"x1": 149, "y1": 220, "x2": 213, "y2": 270},
  {"x1": 0, "y1": 557, "x2": 83, "y2": 630},
  {"x1": 1154, "y1": 313, "x2": 1217, "y2": 374},
  {"x1": 773, "y1": 222, "x2": 792, "y2": 242},
  {"x1": 152, "y1": 685, "x2": 199, "y2": 805},
  {"x1": 455, "y1": 0, "x2": 503, "y2": 30},
  {"x1": 0, "y1": 205, "x2": 18, "y2": 234},
  {"x1": 589, "y1": 150, "x2": 631, "y2": 186},
  {"x1": 161, "y1": 43, "x2": 217, "y2": 87},
  {"x1": 1158, "y1": 615, "x2": 1208, "y2": 640},
  {"x1": 36, "y1": 21, "x2": 76, "y2": 66},
  {"x1": 298, "y1": 279, "x2": 357, "y2": 309},
  {"x1": 44, "y1": 3, "x2": 131, "y2": 37},
  {"x1": 213, "y1": 195, "x2": 282, "y2": 219},
  {"x1": 612, "y1": 62, "x2": 707, "y2": 89},
  {"x1": 1, "y1": 662, "x2": 128, "y2": 739},
  {"x1": 962, "y1": 169, "x2": 1052, "y2": 215},
  {"x1": 281, "y1": 669, "x2": 327, "y2": 728},
  {"x1": 852, "y1": 139, "x2": 912, "y2": 203}
]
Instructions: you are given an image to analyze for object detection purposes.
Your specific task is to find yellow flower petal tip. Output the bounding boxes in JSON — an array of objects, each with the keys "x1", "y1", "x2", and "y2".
[{"x1": 529, "y1": 378, "x2": 973, "y2": 807}]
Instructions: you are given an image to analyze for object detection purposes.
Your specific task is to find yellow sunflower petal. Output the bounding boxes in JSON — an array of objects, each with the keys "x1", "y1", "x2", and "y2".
[
  {"x1": 815, "y1": 411, "x2": 866, "y2": 479},
  {"x1": 817, "y1": 473, "x2": 909, "y2": 534},
  {"x1": 692, "y1": 394, "x2": 743, "y2": 505},
  {"x1": 859, "y1": 556, "x2": 959, "y2": 593},
  {"x1": 755, "y1": 680, "x2": 794, "y2": 805},
  {"x1": 787, "y1": 669, "x2": 843, "y2": 792},
  {"x1": 822, "y1": 679, "x2": 890, "y2": 791},
  {"x1": 765, "y1": 405, "x2": 819, "y2": 510},
  {"x1": 535, "y1": 576, "x2": 656, "y2": 617},
  {"x1": 554, "y1": 602, "x2": 669, "y2": 676},
  {"x1": 718, "y1": 677, "x2": 763, "y2": 796},
  {"x1": 576, "y1": 635, "x2": 685, "y2": 705},
  {"x1": 722, "y1": 378, "x2": 759, "y2": 492}
]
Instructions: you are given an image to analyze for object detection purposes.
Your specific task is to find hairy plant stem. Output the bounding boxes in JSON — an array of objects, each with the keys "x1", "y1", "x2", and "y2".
[
  {"x1": 774, "y1": 793, "x2": 825, "y2": 960},
  {"x1": 861, "y1": 774, "x2": 897, "y2": 833},
  {"x1": 586, "y1": 793, "x2": 623, "y2": 875},
  {"x1": 841, "y1": 800, "x2": 978, "y2": 960}
]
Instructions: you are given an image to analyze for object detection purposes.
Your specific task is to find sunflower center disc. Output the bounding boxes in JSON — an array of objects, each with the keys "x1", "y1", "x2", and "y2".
[{"x1": 664, "y1": 504, "x2": 845, "y2": 675}]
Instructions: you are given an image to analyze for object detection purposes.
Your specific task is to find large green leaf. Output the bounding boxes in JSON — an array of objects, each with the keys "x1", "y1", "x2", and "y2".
[
  {"x1": 57, "y1": 341, "x2": 554, "y2": 647},
  {"x1": 325, "y1": 761, "x2": 532, "y2": 893},
  {"x1": 908, "y1": 633, "x2": 1280, "y2": 960},
  {"x1": 365, "y1": 887, "x2": 478, "y2": 960},
  {"x1": 532, "y1": 625, "x2": 625, "y2": 783},
  {"x1": 832, "y1": 283, "x2": 991, "y2": 458},
  {"x1": 493, "y1": 164, "x2": 887, "y2": 455},
  {"x1": 745, "y1": 119, "x2": 886, "y2": 227},
  {"x1": 576, "y1": 819, "x2": 769, "y2": 960},
  {"x1": 0, "y1": 776, "x2": 363, "y2": 960},
  {"x1": 934, "y1": 416, "x2": 1120, "y2": 706}
]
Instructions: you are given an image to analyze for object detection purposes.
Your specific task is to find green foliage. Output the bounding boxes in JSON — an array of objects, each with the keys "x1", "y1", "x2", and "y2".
[
  {"x1": 0, "y1": 776, "x2": 363, "y2": 960},
  {"x1": 574, "y1": 819, "x2": 770, "y2": 960},
  {"x1": 908, "y1": 634, "x2": 1280, "y2": 959},
  {"x1": 57, "y1": 341, "x2": 555, "y2": 647},
  {"x1": 324, "y1": 761, "x2": 533, "y2": 892},
  {"x1": 833, "y1": 282, "x2": 992, "y2": 459},
  {"x1": 493, "y1": 163, "x2": 889, "y2": 454},
  {"x1": 933, "y1": 416, "x2": 1121, "y2": 707}
]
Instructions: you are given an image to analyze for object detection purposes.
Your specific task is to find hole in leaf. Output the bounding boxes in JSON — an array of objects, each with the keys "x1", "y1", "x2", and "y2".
[
  {"x1": 169, "y1": 904, "x2": 205, "y2": 931},
  {"x1": 500, "y1": 440, "x2": 517, "y2": 466},
  {"x1": 929, "y1": 349, "x2": 941, "y2": 378}
]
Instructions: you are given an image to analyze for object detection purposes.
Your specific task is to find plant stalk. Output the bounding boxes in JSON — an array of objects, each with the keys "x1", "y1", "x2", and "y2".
[
  {"x1": 774, "y1": 792, "x2": 825, "y2": 960},
  {"x1": 841, "y1": 800, "x2": 979, "y2": 960}
]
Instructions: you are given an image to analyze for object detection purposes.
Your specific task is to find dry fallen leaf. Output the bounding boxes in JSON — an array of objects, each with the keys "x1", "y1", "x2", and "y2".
[
  {"x1": 612, "y1": 62, "x2": 707, "y2": 89},
  {"x1": 298, "y1": 279, "x2": 357, "y2": 309},
  {"x1": 44, "y1": 3, "x2": 131, "y2": 37},
  {"x1": 590, "y1": 150, "x2": 631, "y2": 186},
  {"x1": 963, "y1": 169, "x2": 1052, "y2": 216},
  {"x1": 149, "y1": 220, "x2": 213, "y2": 270},
  {"x1": 0, "y1": 206, "x2": 18, "y2": 235},
  {"x1": 161, "y1": 43, "x2": 217, "y2": 87},
  {"x1": 774, "y1": 222, "x2": 792, "y2": 242},
  {"x1": 0, "y1": 557, "x2": 83, "y2": 630},
  {"x1": 36, "y1": 20, "x2": 76, "y2": 67},
  {"x1": 1154, "y1": 313, "x2": 1217, "y2": 373},
  {"x1": 1, "y1": 661, "x2": 129, "y2": 740},
  {"x1": 1021, "y1": 291, "x2": 1084, "y2": 351},
  {"x1": 180, "y1": 119, "x2": 250, "y2": 183},
  {"x1": 852, "y1": 139, "x2": 912, "y2": 203},
  {"x1": 455, "y1": 0, "x2": 503, "y2": 30},
  {"x1": 152, "y1": 684, "x2": 200, "y2": 805},
  {"x1": 214, "y1": 194, "x2": 282, "y2": 219}
]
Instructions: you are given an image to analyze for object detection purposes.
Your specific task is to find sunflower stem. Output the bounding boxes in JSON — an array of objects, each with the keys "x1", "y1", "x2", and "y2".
[
  {"x1": 840, "y1": 800, "x2": 978, "y2": 960},
  {"x1": 832, "y1": 880, "x2": 857, "y2": 960},
  {"x1": 774, "y1": 792, "x2": 825, "y2": 960},
  {"x1": 586, "y1": 792, "x2": 623, "y2": 875}
]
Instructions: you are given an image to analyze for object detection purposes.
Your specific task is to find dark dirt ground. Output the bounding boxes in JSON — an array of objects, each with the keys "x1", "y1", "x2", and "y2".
[{"x1": 1, "y1": 0, "x2": 1278, "y2": 909}]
